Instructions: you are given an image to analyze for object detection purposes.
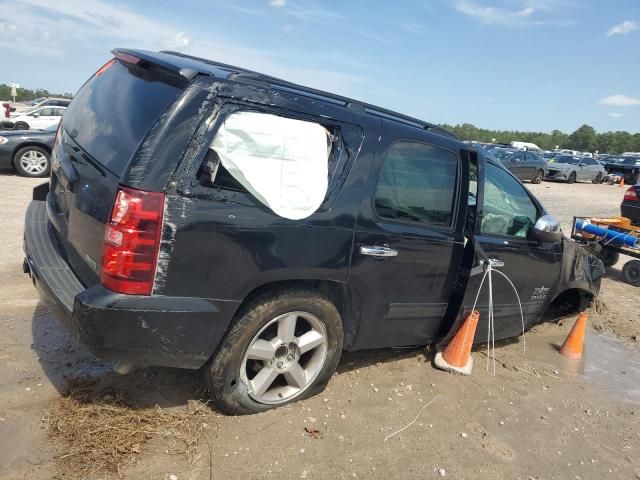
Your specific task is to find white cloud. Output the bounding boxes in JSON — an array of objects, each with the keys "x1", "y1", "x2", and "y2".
[
  {"x1": 607, "y1": 20, "x2": 638, "y2": 37},
  {"x1": 454, "y1": 1, "x2": 574, "y2": 27},
  {"x1": 608, "y1": 112, "x2": 623, "y2": 118},
  {"x1": 455, "y1": 1, "x2": 536, "y2": 25},
  {"x1": 168, "y1": 32, "x2": 190, "y2": 49},
  {"x1": 600, "y1": 95, "x2": 640, "y2": 107},
  {"x1": 269, "y1": 0, "x2": 286, "y2": 7}
]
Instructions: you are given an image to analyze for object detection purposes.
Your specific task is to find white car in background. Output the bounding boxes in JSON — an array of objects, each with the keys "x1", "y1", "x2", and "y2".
[{"x1": 7, "y1": 106, "x2": 66, "y2": 130}]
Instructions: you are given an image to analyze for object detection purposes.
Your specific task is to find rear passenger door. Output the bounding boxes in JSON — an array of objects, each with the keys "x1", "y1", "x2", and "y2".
[
  {"x1": 508, "y1": 150, "x2": 526, "y2": 179},
  {"x1": 580, "y1": 158, "x2": 599, "y2": 181},
  {"x1": 524, "y1": 152, "x2": 541, "y2": 180},
  {"x1": 348, "y1": 122, "x2": 466, "y2": 349}
]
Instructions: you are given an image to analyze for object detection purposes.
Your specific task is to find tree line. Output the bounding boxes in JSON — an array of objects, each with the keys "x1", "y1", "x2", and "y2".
[
  {"x1": 0, "y1": 84, "x2": 73, "y2": 102},
  {"x1": 441, "y1": 123, "x2": 640, "y2": 154}
]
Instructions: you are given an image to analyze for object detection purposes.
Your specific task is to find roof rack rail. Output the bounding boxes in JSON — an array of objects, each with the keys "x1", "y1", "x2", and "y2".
[{"x1": 160, "y1": 50, "x2": 455, "y2": 137}]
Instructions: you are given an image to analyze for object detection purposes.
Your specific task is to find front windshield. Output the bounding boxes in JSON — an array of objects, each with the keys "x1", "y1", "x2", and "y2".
[{"x1": 551, "y1": 156, "x2": 580, "y2": 165}]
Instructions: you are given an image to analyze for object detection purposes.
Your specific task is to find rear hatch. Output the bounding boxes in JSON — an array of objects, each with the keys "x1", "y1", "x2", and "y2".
[{"x1": 48, "y1": 56, "x2": 184, "y2": 286}]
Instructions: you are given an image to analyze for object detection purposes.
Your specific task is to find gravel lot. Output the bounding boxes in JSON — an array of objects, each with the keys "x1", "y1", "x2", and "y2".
[{"x1": 1, "y1": 173, "x2": 639, "y2": 480}]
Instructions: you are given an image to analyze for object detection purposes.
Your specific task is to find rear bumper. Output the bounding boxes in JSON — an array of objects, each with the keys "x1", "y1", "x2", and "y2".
[{"x1": 24, "y1": 200, "x2": 239, "y2": 369}]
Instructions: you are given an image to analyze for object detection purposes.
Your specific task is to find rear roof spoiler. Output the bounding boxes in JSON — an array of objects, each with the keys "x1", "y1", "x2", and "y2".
[{"x1": 111, "y1": 48, "x2": 198, "y2": 82}]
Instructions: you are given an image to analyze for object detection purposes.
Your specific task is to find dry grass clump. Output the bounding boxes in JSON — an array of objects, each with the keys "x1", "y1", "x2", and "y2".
[{"x1": 45, "y1": 378, "x2": 212, "y2": 479}]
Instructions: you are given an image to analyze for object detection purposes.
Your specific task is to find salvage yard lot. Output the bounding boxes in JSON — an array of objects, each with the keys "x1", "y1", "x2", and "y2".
[{"x1": 1, "y1": 174, "x2": 639, "y2": 480}]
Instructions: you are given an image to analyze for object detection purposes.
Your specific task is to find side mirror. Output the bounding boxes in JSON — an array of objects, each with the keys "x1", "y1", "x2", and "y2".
[
  {"x1": 33, "y1": 114, "x2": 40, "y2": 118},
  {"x1": 533, "y1": 214, "x2": 563, "y2": 242}
]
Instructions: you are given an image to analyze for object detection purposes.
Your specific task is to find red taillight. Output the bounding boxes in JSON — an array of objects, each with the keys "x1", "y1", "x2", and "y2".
[
  {"x1": 101, "y1": 186, "x2": 164, "y2": 295},
  {"x1": 624, "y1": 187, "x2": 638, "y2": 202}
]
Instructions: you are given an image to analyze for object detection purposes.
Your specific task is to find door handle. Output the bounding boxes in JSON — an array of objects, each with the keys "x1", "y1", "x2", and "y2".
[{"x1": 359, "y1": 245, "x2": 398, "y2": 258}]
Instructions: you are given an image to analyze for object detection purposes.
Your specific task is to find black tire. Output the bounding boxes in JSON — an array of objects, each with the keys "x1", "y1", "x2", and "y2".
[
  {"x1": 622, "y1": 260, "x2": 640, "y2": 286},
  {"x1": 13, "y1": 146, "x2": 51, "y2": 177},
  {"x1": 567, "y1": 171, "x2": 577, "y2": 184},
  {"x1": 13, "y1": 122, "x2": 29, "y2": 130},
  {"x1": 600, "y1": 248, "x2": 620, "y2": 268},
  {"x1": 592, "y1": 173, "x2": 603, "y2": 184},
  {"x1": 531, "y1": 169, "x2": 544, "y2": 184},
  {"x1": 206, "y1": 288, "x2": 343, "y2": 415}
]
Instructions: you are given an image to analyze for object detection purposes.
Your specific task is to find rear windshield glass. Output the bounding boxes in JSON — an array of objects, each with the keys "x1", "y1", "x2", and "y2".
[{"x1": 62, "y1": 60, "x2": 182, "y2": 175}]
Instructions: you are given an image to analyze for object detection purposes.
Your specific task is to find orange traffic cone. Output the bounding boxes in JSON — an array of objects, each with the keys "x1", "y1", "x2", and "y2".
[
  {"x1": 434, "y1": 310, "x2": 480, "y2": 375},
  {"x1": 559, "y1": 312, "x2": 588, "y2": 359},
  {"x1": 620, "y1": 177, "x2": 625, "y2": 188}
]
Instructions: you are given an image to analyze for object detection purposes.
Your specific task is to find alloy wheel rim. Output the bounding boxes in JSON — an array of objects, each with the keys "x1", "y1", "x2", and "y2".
[
  {"x1": 241, "y1": 311, "x2": 328, "y2": 405},
  {"x1": 19, "y1": 150, "x2": 48, "y2": 174}
]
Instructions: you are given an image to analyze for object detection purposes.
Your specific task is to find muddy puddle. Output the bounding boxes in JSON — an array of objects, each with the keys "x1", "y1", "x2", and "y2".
[{"x1": 523, "y1": 329, "x2": 640, "y2": 404}]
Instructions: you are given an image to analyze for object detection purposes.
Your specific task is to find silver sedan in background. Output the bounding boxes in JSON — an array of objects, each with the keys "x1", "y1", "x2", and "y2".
[{"x1": 545, "y1": 155, "x2": 605, "y2": 184}]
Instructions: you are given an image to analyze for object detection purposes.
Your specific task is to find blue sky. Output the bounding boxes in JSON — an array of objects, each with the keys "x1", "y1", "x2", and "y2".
[{"x1": 1, "y1": 0, "x2": 639, "y2": 133}]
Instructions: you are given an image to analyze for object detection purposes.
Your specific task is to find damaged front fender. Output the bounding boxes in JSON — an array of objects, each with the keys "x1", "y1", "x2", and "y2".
[{"x1": 551, "y1": 237, "x2": 604, "y2": 305}]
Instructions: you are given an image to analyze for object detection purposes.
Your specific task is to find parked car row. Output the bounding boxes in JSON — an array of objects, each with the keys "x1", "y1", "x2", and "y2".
[
  {"x1": 480, "y1": 146, "x2": 612, "y2": 185},
  {"x1": 0, "y1": 97, "x2": 69, "y2": 177}
]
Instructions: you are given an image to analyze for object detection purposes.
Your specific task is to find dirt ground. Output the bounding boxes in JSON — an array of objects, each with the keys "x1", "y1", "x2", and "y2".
[{"x1": 1, "y1": 173, "x2": 639, "y2": 480}]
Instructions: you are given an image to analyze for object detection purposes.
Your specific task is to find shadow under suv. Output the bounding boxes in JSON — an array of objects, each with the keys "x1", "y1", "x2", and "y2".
[{"x1": 23, "y1": 49, "x2": 603, "y2": 414}]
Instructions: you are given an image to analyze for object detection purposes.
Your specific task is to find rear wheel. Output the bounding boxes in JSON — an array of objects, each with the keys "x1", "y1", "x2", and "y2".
[
  {"x1": 592, "y1": 173, "x2": 603, "y2": 184},
  {"x1": 206, "y1": 288, "x2": 343, "y2": 415},
  {"x1": 622, "y1": 260, "x2": 640, "y2": 286},
  {"x1": 600, "y1": 248, "x2": 620, "y2": 268},
  {"x1": 567, "y1": 171, "x2": 577, "y2": 184},
  {"x1": 531, "y1": 169, "x2": 544, "y2": 184},
  {"x1": 13, "y1": 122, "x2": 29, "y2": 130},
  {"x1": 13, "y1": 146, "x2": 51, "y2": 177}
]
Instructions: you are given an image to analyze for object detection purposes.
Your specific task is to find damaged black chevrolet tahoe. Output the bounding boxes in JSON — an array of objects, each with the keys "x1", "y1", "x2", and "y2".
[{"x1": 23, "y1": 49, "x2": 604, "y2": 414}]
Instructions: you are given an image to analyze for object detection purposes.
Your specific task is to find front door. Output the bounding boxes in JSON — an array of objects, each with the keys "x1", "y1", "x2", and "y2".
[
  {"x1": 348, "y1": 123, "x2": 467, "y2": 349},
  {"x1": 463, "y1": 161, "x2": 563, "y2": 341}
]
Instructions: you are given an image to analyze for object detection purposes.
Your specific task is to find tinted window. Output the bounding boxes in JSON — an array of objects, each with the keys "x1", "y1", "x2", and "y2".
[
  {"x1": 374, "y1": 141, "x2": 458, "y2": 227},
  {"x1": 525, "y1": 152, "x2": 540, "y2": 162},
  {"x1": 63, "y1": 60, "x2": 182, "y2": 175},
  {"x1": 34, "y1": 108, "x2": 52, "y2": 116},
  {"x1": 481, "y1": 163, "x2": 538, "y2": 238}
]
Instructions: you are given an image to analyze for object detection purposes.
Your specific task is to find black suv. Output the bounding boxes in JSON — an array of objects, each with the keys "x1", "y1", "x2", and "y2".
[{"x1": 23, "y1": 49, "x2": 603, "y2": 414}]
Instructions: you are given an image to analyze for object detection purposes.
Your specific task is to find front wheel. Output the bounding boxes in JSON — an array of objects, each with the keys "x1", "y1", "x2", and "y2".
[
  {"x1": 14, "y1": 146, "x2": 51, "y2": 177},
  {"x1": 531, "y1": 169, "x2": 544, "y2": 184},
  {"x1": 622, "y1": 260, "x2": 640, "y2": 286},
  {"x1": 206, "y1": 288, "x2": 343, "y2": 415},
  {"x1": 592, "y1": 173, "x2": 603, "y2": 184},
  {"x1": 567, "y1": 172, "x2": 577, "y2": 184},
  {"x1": 13, "y1": 122, "x2": 29, "y2": 130}
]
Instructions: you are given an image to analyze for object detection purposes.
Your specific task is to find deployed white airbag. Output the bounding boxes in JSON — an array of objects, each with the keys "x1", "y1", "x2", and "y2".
[{"x1": 211, "y1": 111, "x2": 331, "y2": 220}]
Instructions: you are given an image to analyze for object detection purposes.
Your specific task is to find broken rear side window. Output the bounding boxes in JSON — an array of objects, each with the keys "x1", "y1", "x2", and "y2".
[{"x1": 199, "y1": 111, "x2": 345, "y2": 220}]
